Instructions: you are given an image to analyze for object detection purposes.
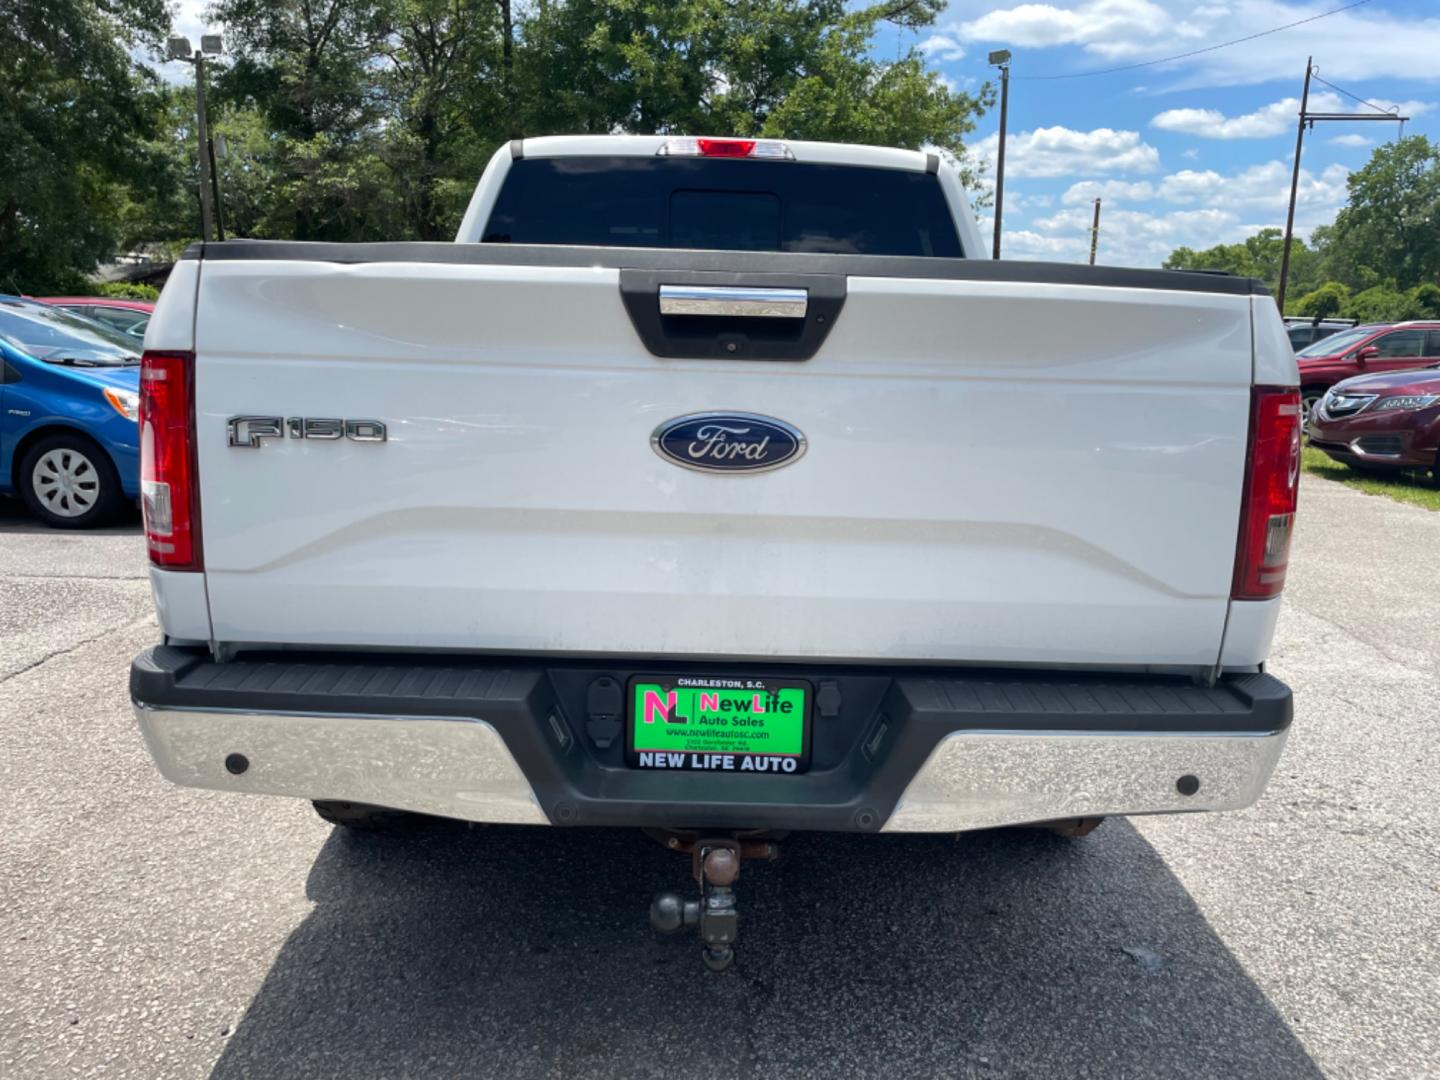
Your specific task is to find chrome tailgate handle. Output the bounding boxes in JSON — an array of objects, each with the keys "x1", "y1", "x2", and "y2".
[{"x1": 659, "y1": 285, "x2": 808, "y2": 319}]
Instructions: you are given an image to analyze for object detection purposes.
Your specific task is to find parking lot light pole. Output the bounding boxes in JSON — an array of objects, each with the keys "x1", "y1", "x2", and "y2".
[
  {"x1": 167, "y1": 34, "x2": 225, "y2": 244},
  {"x1": 988, "y1": 50, "x2": 1011, "y2": 260}
]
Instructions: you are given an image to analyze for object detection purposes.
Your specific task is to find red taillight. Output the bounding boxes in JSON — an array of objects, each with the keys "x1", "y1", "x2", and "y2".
[
  {"x1": 139, "y1": 350, "x2": 202, "y2": 570},
  {"x1": 1232, "y1": 387, "x2": 1300, "y2": 600},
  {"x1": 696, "y1": 138, "x2": 757, "y2": 158}
]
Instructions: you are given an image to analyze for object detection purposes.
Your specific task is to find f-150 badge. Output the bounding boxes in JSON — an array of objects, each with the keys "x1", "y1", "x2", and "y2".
[
  {"x1": 226, "y1": 416, "x2": 387, "y2": 448},
  {"x1": 650, "y1": 412, "x2": 805, "y2": 474}
]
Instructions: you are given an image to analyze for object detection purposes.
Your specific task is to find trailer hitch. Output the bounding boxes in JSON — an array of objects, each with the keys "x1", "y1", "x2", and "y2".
[{"x1": 648, "y1": 832, "x2": 779, "y2": 971}]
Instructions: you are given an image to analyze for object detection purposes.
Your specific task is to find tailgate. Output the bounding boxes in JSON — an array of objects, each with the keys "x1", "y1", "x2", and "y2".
[{"x1": 191, "y1": 247, "x2": 1258, "y2": 667}]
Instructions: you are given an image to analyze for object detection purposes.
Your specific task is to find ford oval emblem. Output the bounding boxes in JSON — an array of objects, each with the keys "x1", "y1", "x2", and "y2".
[{"x1": 651, "y1": 412, "x2": 807, "y2": 474}]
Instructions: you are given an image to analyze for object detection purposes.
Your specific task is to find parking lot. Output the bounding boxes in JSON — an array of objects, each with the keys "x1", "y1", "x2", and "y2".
[{"x1": 1, "y1": 476, "x2": 1437, "y2": 1080}]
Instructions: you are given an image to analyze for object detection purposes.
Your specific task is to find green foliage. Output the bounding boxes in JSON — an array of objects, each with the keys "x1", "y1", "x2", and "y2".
[
  {"x1": 0, "y1": 0, "x2": 178, "y2": 293},
  {"x1": 1409, "y1": 282, "x2": 1440, "y2": 318},
  {"x1": 1288, "y1": 279, "x2": 1440, "y2": 324},
  {"x1": 1162, "y1": 228, "x2": 1324, "y2": 300},
  {"x1": 1325, "y1": 136, "x2": 1440, "y2": 292},
  {"x1": 8, "y1": 0, "x2": 988, "y2": 283},
  {"x1": 1342, "y1": 284, "x2": 1424, "y2": 324},
  {"x1": 95, "y1": 282, "x2": 162, "y2": 300},
  {"x1": 197, "y1": 0, "x2": 993, "y2": 243},
  {"x1": 517, "y1": 0, "x2": 991, "y2": 186},
  {"x1": 1294, "y1": 282, "x2": 1350, "y2": 320}
]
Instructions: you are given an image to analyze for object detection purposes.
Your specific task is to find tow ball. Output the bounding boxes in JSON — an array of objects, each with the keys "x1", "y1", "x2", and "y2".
[{"x1": 648, "y1": 833, "x2": 778, "y2": 971}]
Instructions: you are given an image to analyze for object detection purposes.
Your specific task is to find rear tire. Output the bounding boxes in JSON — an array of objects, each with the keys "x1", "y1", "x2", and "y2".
[
  {"x1": 312, "y1": 800, "x2": 415, "y2": 831},
  {"x1": 1300, "y1": 387, "x2": 1326, "y2": 430},
  {"x1": 18, "y1": 433, "x2": 124, "y2": 529}
]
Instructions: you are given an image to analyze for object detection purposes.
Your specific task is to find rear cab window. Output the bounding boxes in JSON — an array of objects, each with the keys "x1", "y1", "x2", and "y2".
[{"x1": 482, "y1": 157, "x2": 963, "y2": 258}]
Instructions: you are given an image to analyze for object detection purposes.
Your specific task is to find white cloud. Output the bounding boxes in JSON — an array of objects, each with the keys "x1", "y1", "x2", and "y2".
[
  {"x1": 1011, "y1": 205, "x2": 1242, "y2": 265},
  {"x1": 974, "y1": 125, "x2": 1161, "y2": 178},
  {"x1": 1004, "y1": 229, "x2": 1092, "y2": 260},
  {"x1": 954, "y1": 0, "x2": 1177, "y2": 60},
  {"x1": 1060, "y1": 179, "x2": 1157, "y2": 204},
  {"x1": 1150, "y1": 92, "x2": 1430, "y2": 138},
  {"x1": 1329, "y1": 133, "x2": 1372, "y2": 148},
  {"x1": 1152, "y1": 98, "x2": 1301, "y2": 139},
  {"x1": 918, "y1": 34, "x2": 966, "y2": 62},
  {"x1": 944, "y1": 0, "x2": 1440, "y2": 87},
  {"x1": 1181, "y1": 148, "x2": 1200, "y2": 160},
  {"x1": 1001, "y1": 158, "x2": 1353, "y2": 267},
  {"x1": 1025, "y1": 205, "x2": 1246, "y2": 265},
  {"x1": 1154, "y1": 160, "x2": 1349, "y2": 215}
]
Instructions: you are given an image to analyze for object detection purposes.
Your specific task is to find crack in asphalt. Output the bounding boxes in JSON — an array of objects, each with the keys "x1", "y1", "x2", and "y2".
[
  {"x1": 0, "y1": 615, "x2": 155, "y2": 687},
  {"x1": 1275, "y1": 597, "x2": 1438, "y2": 679}
]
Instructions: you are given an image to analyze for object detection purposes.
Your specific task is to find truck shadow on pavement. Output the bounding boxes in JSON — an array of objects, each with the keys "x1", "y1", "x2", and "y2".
[{"x1": 210, "y1": 819, "x2": 1321, "y2": 1080}]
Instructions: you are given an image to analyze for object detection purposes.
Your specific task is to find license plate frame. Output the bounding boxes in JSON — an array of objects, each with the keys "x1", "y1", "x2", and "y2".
[{"x1": 625, "y1": 675, "x2": 812, "y2": 774}]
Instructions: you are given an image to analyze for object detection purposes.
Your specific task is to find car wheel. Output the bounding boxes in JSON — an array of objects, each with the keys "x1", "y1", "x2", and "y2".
[
  {"x1": 18, "y1": 434, "x2": 124, "y2": 529},
  {"x1": 1300, "y1": 387, "x2": 1326, "y2": 429},
  {"x1": 312, "y1": 800, "x2": 417, "y2": 831}
]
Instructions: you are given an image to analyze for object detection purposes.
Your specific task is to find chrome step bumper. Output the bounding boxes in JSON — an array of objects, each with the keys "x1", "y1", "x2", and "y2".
[
  {"x1": 132, "y1": 646, "x2": 1292, "y2": 833},
  {"x1": 881, "y1": 727, "x2": 1287, "y2": 831},
  {"x1": 135, "y1": 702, "x2": 1287, "y2": 832}
]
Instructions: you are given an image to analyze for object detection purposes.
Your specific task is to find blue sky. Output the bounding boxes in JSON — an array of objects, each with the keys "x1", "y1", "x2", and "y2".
[
  {"x1": 879, "y1": 0, "x2": 1440, "y2": 264},
  {"x1": 166, "y1": 0, "x2": 1438, "y2": 267}
]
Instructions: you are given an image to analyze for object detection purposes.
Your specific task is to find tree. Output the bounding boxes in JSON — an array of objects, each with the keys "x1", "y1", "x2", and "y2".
[
  {"x1": 0, "y1": 0, "x2": 178, "y2": 292},
  {"x1": 375, "y1": 0, "x2": 507, "y2": 239},
  {"x1": 1325, "y1": 136, "x2": 1440, "y2": 292},
  {"x1": 1342, "y1": 284, "x2": 1423, "y2": 324},
  {"x1": 1411, "y1": 283, "x2": 1440, "y2": 319},
  {"x1": 1162, "y1": 228, "x2": 1323, "y2": 302},
  {"x1": 1294, "y1": 282, "x2": 1349, "y2": 320},
  {"x1": 7, "y1": 0, "x2": 991, "y2": 272},
  {"x1": 211, "y1": 0, "x2": 399, "y2": 240},
  {"x1": 519, "y1": 1, "x2": 991, "y2": 186}
]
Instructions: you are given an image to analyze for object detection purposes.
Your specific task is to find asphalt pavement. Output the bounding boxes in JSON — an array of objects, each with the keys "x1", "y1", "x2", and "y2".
[{"x1": 1, "y1": 478, "x2": 1436, "y2": 1079}]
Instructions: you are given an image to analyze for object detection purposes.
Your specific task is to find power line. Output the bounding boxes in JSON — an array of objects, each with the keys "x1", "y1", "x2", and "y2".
[
  {"x1": 1012, "y1": 0, "x2": 1375, "y2": 80},
  {"x1": 1309, "y1": 72, "x2": 1398, "y2": 116}
]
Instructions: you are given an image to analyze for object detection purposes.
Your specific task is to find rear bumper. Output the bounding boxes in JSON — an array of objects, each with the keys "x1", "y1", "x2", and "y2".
[{"x1": 131, "y1": 646, "x2": 1292, "y2": 834}]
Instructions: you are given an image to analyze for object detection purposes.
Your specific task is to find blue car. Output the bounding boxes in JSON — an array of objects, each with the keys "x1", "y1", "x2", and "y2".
[{"x1": 0, "y1": 296, "x2": 141, "y2": 528}]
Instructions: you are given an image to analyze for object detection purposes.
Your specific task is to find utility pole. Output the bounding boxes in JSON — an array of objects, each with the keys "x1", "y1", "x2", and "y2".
[
  {"x1": 1278, "y1": 59, "x2": 1312, "y2": 315},
  {"x1": 1088, "y1": 198, "x2": 1102, "y2": 265},
  {"x1": 989, "y1": 50, "x2": 1012, "y2": 260},
  {"x1": 1277, "y1": 57, "x2": 1407, "y2": 312},
  {"x1": 167, "y1": 34, "x2": 225, "y2": 244}
]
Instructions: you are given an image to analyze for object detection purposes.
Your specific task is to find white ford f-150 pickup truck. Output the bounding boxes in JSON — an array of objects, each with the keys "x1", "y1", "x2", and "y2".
[{"x1": 132, "y1": 135, "x2": 1299, "y2": 969}]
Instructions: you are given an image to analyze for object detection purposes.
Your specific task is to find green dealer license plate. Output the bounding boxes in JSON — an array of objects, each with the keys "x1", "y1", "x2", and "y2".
[{"x1": 627, "y1": 676, "x2": 811, "y2": 774}]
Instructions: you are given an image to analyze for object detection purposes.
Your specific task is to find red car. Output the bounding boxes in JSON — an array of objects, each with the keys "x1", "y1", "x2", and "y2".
[
  {"x1": 37, "y1": 297, "x2": 154, "y2": 339},
  {"x1": 1307, "y1": 366, "x2": 1440, "y2": 477},
  {"x1": 1295, "y1": 321, "x2": 1440, "y2": 426}
]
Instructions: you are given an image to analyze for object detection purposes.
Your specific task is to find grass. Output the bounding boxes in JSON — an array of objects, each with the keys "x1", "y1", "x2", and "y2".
[{"x1": 1301, "y1": 445, "x2": 1440, "y2": 511}]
